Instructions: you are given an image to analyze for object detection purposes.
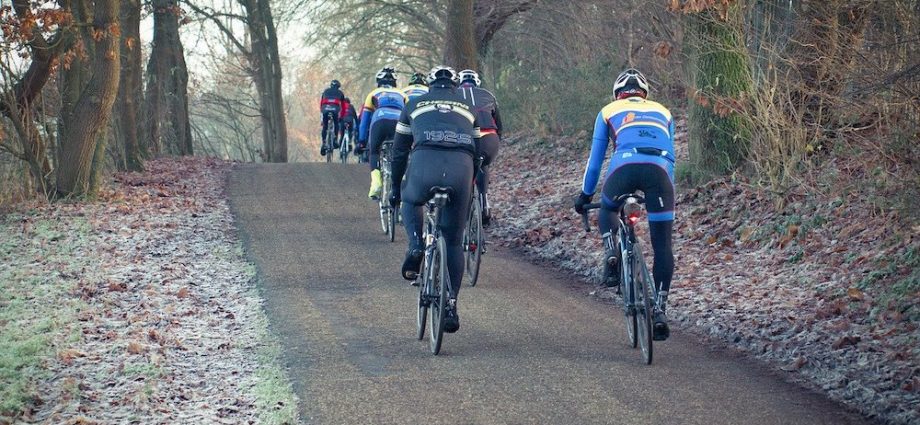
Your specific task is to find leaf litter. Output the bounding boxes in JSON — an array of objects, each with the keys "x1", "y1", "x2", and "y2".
[
  {"x1": 488, "y1": 123, "x2": 919, "y2": 425},
  {"x1": 0, "y1": 157, "x2": 298, "y2": 424}
]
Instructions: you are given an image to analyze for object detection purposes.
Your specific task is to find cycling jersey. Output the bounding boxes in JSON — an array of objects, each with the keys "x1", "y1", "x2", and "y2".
[
  {"x1": 402, "y1": 84, "x2": 429, "y2": 100},
  {"x1": 582, "y1": 97, "x2": 675, "y2": 195},
  {"x1": 341, "y1": 100, "x2": 357, "y2": 123},
  {"x1": 320, "y1": 87, "x2": 345, "y2": 113},
  {"x1": 459, "y1": 84, "x2": 502, "y2": 134},
  {"x1": 393, "y1": 84, "x2": 482, "y2": 159},
  {"x1": 359, "y1": 86, "x2": 406, "y2": 142}
]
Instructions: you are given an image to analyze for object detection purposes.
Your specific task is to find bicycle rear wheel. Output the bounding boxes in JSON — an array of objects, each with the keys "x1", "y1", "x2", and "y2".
[
  {"x1": 324, "y1": 125, "x2": 335, "y2": 163},
  {"x1": 465, "y1": 190, "x2": 483, "y2": 287},
  {"x1": 429, "y1": 236, "x2": 448, "y2": 355},
  {"x1": 634, "y1": 243, "x2": 654, "y2": 365},
  {"x1": 388, "y1": 206, "x2": 397, "y2": 242},
  {"x1": 340, "y1": 134, "x2": 349, "y2": 163}
]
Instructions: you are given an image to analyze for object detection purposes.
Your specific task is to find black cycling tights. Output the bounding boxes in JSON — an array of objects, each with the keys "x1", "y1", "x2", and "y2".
[{"x1": 598, "y1": 163, "x2": 675, "y2": 293}]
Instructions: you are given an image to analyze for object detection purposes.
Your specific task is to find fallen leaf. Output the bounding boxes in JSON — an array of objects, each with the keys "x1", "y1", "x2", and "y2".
[
  {"x1": 846, "y1": 287, "x2": 864, "y2": 301},
  {"x1": 127, "y1": 341, "x2": 145, "y2": 354},
  {"x1": 831, "y1": 335, "x2": 861, "y2": 350},
  {"x1": 176, "y1": 287, "x2": 190, "y2": 298}
]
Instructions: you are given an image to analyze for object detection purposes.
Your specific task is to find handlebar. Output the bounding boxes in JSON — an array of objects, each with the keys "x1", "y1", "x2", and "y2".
[{"x1": 579, "y1": 203, "x2": 602, "y2": 232}]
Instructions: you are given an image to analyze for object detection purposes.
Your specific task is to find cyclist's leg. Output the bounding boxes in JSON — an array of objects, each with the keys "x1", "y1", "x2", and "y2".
[
  {"x1": 333, "y1": 115, "x2": 342, "y2": 148},
  {"x1": 635, "y1": 163, "x2": 675, "y2": 298},
  {"x1": 368, "y1": 120, "x2": 385, "y2": 170},
  {"x1": 600, "y1": 162, "x2": 644, "y2": 286},
  {"x1": 399, "y1": 152, "x2": 429, "y2": 279},
  {"x1": 476, "y1": 133, "x2": 500, "y2": 221},
  {"x1": 435, "y1": 151, "x2": 474, "y2": 299},
  {"x1": 320, "y1": 113, "x2": 329, "y2": 149}
]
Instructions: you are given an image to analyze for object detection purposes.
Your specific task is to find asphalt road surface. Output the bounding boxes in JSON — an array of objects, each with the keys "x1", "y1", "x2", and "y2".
[{"x1": 228, "y1": 163, "x2": 873, "y2": 425}]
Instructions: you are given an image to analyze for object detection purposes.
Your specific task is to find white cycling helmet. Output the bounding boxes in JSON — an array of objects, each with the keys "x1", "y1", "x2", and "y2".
[
  {"x1": 427, "y1": 66, "x2": 459, "y2": 85},
  {"x1": 613, "y1": 68, "x2": 650, "y2": 99},
  {"x1": 458, "y1": 69, "x2": 481, "y2": 86},
  {"x1": 376, "y1": 67, "x2": 397, "y2": 86}
]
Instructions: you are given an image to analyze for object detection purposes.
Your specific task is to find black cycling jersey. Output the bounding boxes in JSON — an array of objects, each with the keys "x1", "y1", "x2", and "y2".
[
  {"x1": 391, "y1": 81, "x2": 482, "y2": 182},
  {"x1": 459, "y1": 85, "x2": 502, "y2": 134}
]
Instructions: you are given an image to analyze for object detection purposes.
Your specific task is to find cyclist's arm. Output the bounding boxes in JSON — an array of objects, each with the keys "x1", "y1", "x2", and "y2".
[
  {"x1": 493, "y1": 104, "x2": 503, "y2": 137},
  {"x1": 358, "y1": 92, "x2": 376, "y2": 142},
  {"x1": 391, "y1": 109, "x2": 413, "y2": 191},
  {"x1": 581, "y1": 111, "x2": 611, "y2": 195}
]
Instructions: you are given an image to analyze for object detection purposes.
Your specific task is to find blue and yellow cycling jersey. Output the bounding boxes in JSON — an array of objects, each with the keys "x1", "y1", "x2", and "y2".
[
  {"x1": 581, "y1": 97, "x2": 675, "y2": 195},
  {"x1": 402, "y1": 84, "x2": 429, "y2": 100},
  {"x1": 359, "y1": 87, "x2": 406, "y2": 142}
]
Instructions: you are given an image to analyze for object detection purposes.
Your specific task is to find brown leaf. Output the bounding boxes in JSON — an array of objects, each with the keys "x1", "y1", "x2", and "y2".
[
  {"x1": 107, "y1": 280, "x2": 128, "y2": 292},
  {"x1": 846, "y1": 287, "x2": 864, "y2": 301},
  {"x1": 831, "y1": 335, "x2": 861, "y2": 350},
  {"x1": 127, "y1": 341, "x2": 145, "y2": 354},
  {"x1": 176, "y1": 287, "x2": 190, "y2": 298},
  {"x1": 782, "y1": 356, "x2": 808, "y2": 371},
  {"x1": 59, "y1": 349, "x2": 86, "y2": 365}
]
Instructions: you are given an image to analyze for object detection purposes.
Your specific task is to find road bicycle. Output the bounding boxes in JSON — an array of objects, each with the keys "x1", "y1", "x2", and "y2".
[
  {"x1": 377, "y1": 139, "x2": 397, "y2": 242},
  {"x1": 580, "y1": 194, "x2": 658, "y2": 365},
  {"x1": 463, "y1": 170, "x2": 486, "y2": 287},
  {"x1": 322, "y1": 111, "x2": 336, "y2": 163},
  {"x1": 416, "y1": 187, "x2": 455, "y2": 355},
  {"x1": 339, "y1": 122, "x2": 353, "y2": 164}
]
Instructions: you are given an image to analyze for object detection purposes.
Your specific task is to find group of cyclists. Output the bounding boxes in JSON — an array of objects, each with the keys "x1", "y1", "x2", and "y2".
[{"x1": 318, "y1": 65, "x2": 675, "y2": 343}]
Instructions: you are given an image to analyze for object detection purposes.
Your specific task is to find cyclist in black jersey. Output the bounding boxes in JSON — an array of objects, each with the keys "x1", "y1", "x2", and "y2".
[
  {"x1": 390, "y1": 66, "x2": 482, "y2": 334},
  {"x1": 458, "y1": 69, "x2": 502, "y2": 225}
]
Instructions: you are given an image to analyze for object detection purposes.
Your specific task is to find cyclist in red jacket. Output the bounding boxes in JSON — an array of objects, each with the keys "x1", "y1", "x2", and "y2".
[{"x1": 319, "y1": 79, "x2": 346, "y2": 156}]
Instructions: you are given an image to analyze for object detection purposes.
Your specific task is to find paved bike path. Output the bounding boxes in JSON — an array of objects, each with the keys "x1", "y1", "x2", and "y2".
[{"x1": 228, "y1": 163, "x2": 872, "y2": 425}]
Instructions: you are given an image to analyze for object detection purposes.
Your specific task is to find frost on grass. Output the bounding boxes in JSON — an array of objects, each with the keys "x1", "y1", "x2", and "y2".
[
  {"x1": 0, "y1": 158, "x2": 298, "y2": 425},
  {"x1": 488, "y1": 128, "x2": 919, "y2": 425}
]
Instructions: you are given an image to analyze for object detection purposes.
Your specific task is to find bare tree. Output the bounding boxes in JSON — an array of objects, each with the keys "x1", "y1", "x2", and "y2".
[
  {"x1": 145, "y1": 0, "x2": 193, "y2": 157},
  {"x1": 55, "y1": 0, "x2": 121, "y2": 197},
  {"x1": 114, "y1": 0, "x2": 145, "y2": 171}
]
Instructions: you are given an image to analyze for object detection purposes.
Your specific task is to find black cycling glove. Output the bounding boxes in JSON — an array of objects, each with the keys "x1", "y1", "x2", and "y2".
[{"x1": 574, "y1": 192, "x2": 593, "y2": 215}]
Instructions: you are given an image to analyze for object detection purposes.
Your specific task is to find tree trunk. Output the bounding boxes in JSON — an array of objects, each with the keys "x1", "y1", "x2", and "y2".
[
  {"x1": 241, "y1": 0, "x2": 287, "y2": 162},
  {"x1": 55, "y1": 0, "x2": 121, "y2": 197},
  {"x1": 115, "y1": 0, "x2": 144, "y2": 171},
  {"x1": 791, "y1": 0, "x2": 870, "y2": 141},
  {"x1": 685, "y1": 2, "x2": 752, "y2": 177},
  {"x1": 144, "y1": 0, "x2": 193, "y2": 157},
  {"x1": 444, "y1": 0, "x2": 477, "y2": 70}
]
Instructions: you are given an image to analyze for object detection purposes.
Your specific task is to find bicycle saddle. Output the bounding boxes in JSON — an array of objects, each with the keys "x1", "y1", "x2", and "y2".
[{"x1": 428, "y1": 186, "x2": 454, "y2": 197}]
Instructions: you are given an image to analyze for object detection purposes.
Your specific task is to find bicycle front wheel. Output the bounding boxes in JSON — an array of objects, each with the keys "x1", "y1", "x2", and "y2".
[
  {"x1": 634, "y1": 242, "x2": 654, "y2": 365},
  {"x1": 429, "y1": 236, "x2": 448, "y2": 355},
  {"x1": 465, "y1": 191, "x2": 483, "y2": 287},
  {"x1": 416, "y1": 250, "x2": 430, "y2": 340}
]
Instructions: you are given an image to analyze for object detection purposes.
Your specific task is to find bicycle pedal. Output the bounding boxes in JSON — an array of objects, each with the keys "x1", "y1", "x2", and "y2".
[{"x1": 410, "y1": 279, "x2": 420, "y2": 287}]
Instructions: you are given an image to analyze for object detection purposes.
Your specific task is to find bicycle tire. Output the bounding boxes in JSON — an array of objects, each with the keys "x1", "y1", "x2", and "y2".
[
  {"x1": 616, "y1": 235, "x2": 639, "y2": 348},
  {"x1": 340, "y1": 134, "x2": 349, "y2": 164},
  {"x1": 465, "y1": 191, "x2": 483, "y2": 287},
  {"x1": 388, "y1": 206, "x2": 397, "y2": 242},
  {"x1": 324, "y1": 124, "x2": 335, "y2": 163},
  {"x1": 416, "y1": 249, "x2": 429, "y2": 340},
  {"x1": 634, "y1": 242, "x2": 654, "y2": 365},
  {"x1": 430, "y1": 235, "x2": 448, "y2": 355}
]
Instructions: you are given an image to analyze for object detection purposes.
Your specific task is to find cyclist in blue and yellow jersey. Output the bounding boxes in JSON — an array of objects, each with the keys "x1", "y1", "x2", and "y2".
[
  {"x1": 358, "y1": 67, "x2": 407, "y2": 199},
  {"x1": 458, "y1": 69, "x2": 502, "y2": 226},
  {"x1": 402, "y1": 72, "x2": 429, "y2": 100},
  {"x1": 573, "y1": 68, "x2": 675, "y2": 341}
]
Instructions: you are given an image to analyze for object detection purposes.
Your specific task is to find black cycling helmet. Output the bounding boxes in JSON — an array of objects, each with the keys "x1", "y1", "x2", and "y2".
[
  {"x1": 375, "y1": 67, "x2": 397, "y2": 87},
  {"x1": 427, "y1": 66, "x2": 459, "y2": 85},
  {"x1": 331, "y1": 79, "x2": 341, "y2": 89},
  {"x1": 613, "y1": 68, "x2": 649, "y2": 99},
  {"x1": 409, "y1": 72, "x2": 428, "y2": 86}
]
